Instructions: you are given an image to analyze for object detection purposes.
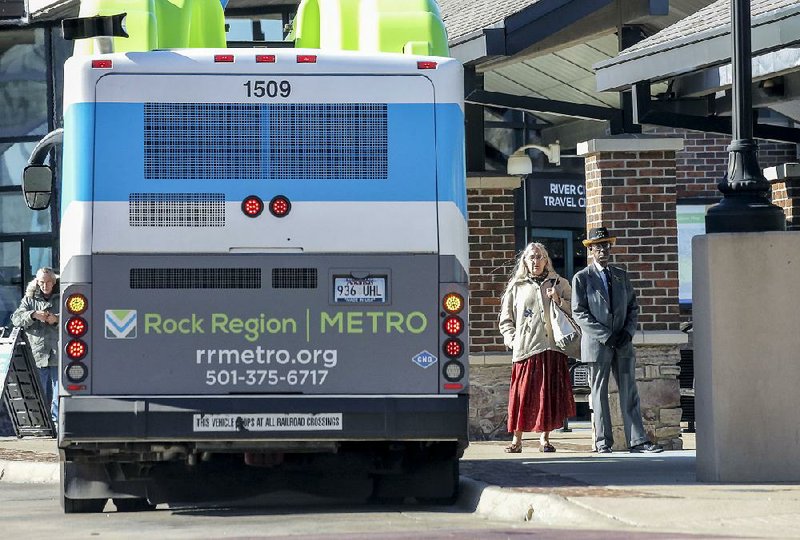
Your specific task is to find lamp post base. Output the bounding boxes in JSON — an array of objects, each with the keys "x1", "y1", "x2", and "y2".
[
  {"x1": 706, "y1": 140, "x2": 787, "y2": 233},
  {"x1": 705, "y1": 193, "x2": 786, "y2": 233}
]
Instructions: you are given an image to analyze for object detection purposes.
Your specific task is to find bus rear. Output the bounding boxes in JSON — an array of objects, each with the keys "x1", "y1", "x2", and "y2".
[{"x1": 57, "y1": 49, "x2": 468, "y2": 511}]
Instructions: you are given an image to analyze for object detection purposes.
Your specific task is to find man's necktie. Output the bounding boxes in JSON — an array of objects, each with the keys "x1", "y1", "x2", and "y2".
[{"x1": 603, "y1": 267, "x2": 613, "y2": 306}]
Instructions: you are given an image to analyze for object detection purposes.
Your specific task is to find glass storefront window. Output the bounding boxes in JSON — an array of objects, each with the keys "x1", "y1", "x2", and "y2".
[
  {"x1": 0, "y1": 241, "x2": 21, "y2": 327},
  {"x1": 0, "y1": 29, "x2": 48, "y2": 139},
  {"x1": 0, "y1": 191, "x2": 51, "y2": 233},
  {"x1": 0, "y1": 141, "x2": 38, "y2": 186}
]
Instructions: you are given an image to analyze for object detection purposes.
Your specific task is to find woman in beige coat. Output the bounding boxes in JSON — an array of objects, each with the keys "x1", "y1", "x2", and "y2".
[{"x1": 499, "y1": 243, "x2": 576, "y2": 453}]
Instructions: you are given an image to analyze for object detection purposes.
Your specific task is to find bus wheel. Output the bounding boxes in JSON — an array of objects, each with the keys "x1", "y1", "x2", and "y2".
[
  {"x1": 62, "y1": 496, "x2": 107, "y2": 514},
  {"x1": 113, "y1": 498, "x2": 157, "y2": 512}
]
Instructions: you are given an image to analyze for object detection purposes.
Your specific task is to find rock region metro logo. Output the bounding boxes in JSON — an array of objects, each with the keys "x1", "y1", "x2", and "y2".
[{"x1": 105, "y1": 309, "x2": 137, "y2": 339}]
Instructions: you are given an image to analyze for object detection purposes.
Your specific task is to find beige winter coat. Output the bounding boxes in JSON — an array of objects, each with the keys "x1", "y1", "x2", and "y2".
[{"x1": 499, "y1": 272, "x2": 573, "y2": 363}]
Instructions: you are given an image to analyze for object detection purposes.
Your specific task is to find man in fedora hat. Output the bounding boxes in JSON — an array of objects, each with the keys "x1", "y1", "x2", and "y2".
[{"x1": 571, "y1": 227, "x2": 663, "y2": 453}]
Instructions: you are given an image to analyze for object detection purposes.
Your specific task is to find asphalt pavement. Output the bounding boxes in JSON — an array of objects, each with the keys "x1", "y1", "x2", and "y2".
[{"x1": 1, "y1": 425, "x2": 798, "y2": 538}]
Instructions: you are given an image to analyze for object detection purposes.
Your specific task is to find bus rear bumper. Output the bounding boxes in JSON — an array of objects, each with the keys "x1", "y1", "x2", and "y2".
[{"x1": 59, "y1": 395, "x2": 469, "y2": 446}]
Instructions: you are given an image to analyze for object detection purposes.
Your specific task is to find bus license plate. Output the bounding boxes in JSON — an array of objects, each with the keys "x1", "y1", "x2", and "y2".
[{"x1": 334, "y1": 277, "x2": 386, "y2": 303}]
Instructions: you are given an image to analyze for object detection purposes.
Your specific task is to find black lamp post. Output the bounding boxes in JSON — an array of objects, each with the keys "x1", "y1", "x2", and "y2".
[{"x1": 705, "y1": 0, "x2": 786, "y2": 233}]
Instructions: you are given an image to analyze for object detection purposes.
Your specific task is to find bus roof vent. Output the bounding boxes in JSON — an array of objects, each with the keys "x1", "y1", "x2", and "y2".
[
  {"x1": 130, "y1": 268, "x2": 261, "y2": 289},
  {"x1": 129, "y1": 193, "x2": 225, "y2": 227},
  {"x1": 272, "y1": 268, "x2": 318, "y2": 289}
]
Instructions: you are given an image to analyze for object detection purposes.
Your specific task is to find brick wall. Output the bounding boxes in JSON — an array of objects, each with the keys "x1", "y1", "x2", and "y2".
[
  {"x1": 645, "y1": 126, "x2": 798, "y2": 199},
  {"x1": 583, "y1": 149, "x2": 681, "y2": 332},
  {"x1": 466, "y1": 178, "x2": 518, "y2": 354},
  {"x1": 767, "y1": 164, "x2": 800, "y2": 230}
]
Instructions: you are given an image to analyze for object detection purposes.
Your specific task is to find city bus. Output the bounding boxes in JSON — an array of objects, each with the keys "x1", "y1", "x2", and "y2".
[{"x1": 23, "y1": 0, "x2": 469, "y2": 513}]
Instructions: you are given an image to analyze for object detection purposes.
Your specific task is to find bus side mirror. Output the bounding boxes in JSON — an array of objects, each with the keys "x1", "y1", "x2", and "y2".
[{"x1": 22, "y1": 165, "x2": 54, "y2": 210}]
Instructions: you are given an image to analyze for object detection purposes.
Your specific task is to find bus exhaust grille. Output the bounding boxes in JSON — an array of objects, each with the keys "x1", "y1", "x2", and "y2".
[
  {"x1": 143, "y1": 103, "x2": 387, "y2": 180},
  {"x1": 129, "y1": 193, "x2": 225, "y2": 227},
  {"x1": 272, "y1": 268, "x2": 318, "y2": 289},
  {"x1": 130, "y1": 268, "x2": 261, "y2": 289}
]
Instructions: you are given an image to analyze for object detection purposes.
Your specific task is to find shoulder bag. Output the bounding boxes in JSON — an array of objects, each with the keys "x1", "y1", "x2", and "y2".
[{"x1": 549, "y1": 279, "x2": 582, "y2": 359}]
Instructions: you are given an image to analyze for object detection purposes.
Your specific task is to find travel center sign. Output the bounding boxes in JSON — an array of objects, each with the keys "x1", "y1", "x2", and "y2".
[{"x1": 529, "y1": 177, "x2": 585, "y2": 212}]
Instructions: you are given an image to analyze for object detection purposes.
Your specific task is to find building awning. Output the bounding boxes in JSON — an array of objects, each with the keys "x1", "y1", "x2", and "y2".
[
  {"x1": 442, "y1": 0, "x2": 715, "y2": 149},
  {"x1": 595, "y1": 0, "x2": 800, "y2": 92},
  {"x1": 593, "y1": 0, "x2": 800, "y2": 137}
]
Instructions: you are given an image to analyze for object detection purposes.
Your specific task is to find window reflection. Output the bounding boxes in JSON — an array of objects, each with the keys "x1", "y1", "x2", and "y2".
[
  {"x1": 0, "y1": 29, "x2": 47, "y2": 139},
  {"x1": 0, "y1": 141, "x2": 38, "y2": 186},
  {"x1": 0, "y1": 192, "x2": 51, "y2": 233},
  {"x1": 0, "y1": 241, "x2": 21, "y2": 327}
]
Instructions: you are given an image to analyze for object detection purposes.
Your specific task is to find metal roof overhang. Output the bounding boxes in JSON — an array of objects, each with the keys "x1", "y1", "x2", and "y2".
[
  {"x1": 593, "y1": 4, "x2": 800, "y2": 142},
  {"x1": 595, "y1": 4, "x2": 800, "y2": 92},
  {"x1": 452, "y1": 0, "x2": 716, "y2": 149}
]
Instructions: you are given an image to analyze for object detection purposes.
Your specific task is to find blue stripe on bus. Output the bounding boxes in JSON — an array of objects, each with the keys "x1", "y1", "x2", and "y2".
[
  {"x1": 61, "y1": 102, "x2": 95, "y2": 217},
  {"x1": 61, "y1": 102, "x2": 466, "y2": 218}
]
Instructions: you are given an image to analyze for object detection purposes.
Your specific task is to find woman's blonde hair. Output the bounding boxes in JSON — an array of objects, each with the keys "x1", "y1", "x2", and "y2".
[
  {"x1": 25, "y1": 267, "x2": 57, "y2": 298},
  {"x1": 502, "y1": 242, "x2": 555, "y2": 297}
]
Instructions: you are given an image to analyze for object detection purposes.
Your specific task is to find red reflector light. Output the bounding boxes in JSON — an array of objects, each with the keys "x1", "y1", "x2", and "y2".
[
  {"x1": 214, "y1": 54, "x2": 235, "y2": 63},
  {"x1": 297, "y1": 54, "x2": 317, "y2": 63},
  {"x1": 443, "y1": 316, "x2": 464, "y2": 336},
  {"x1": 241, "y1": 195, "x2": 264, "y2": 217},
  {"x1": 256, "y1": 54, "x2": 276, "y2": 63},
  {"x1": 66, "y1": 294, "x2": 88, "y2": 315},
  {"x1": 443, "y1": 338, "x2": 464, "y2": 358},
  {"x1": 417, "y1": 61, "x2": 437, "y2": 69},
  {"x1": 66, "y1": 316, "x2": 88, "y2": 338},
  {"x1": 66, "y1": 339, "x2": 88, "y2": 360},
  {"x1": 66, "y1": 384, "x2": 86, "y2": 391},
  {"x1": 442, "y1": 293, "x2": 464, "y2": 314},
  {"x1": 91, "y1": 59, "x2": 112, "y2": 69},
  {"x1": 269, "y1": 195, "x2": 291, "y2": 217},
  {"x1": 444, "y1": 383, "x2": 463, "y2": 390}
]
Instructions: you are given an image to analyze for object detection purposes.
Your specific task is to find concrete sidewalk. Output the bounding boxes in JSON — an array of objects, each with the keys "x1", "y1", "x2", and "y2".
[
  {"x1": 2, "y1": 428, "x2": 799, "y2": 538},
  {"x1": 461, "y1": 427, "x2": 800, "y2": 538}
]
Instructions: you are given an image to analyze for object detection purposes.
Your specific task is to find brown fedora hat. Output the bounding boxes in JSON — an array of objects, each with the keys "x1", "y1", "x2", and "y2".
[{"x1": 582, "y1": 227, "x2": 617, "y2": 247}]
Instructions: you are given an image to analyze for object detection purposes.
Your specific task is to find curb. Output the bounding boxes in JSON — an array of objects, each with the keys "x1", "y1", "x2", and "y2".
[
  {"x1": 458, "y1": 476, "x2": 625, "y2": 527},
  {"x1": 0, "y1": 459, "x2": 59, "y2": 484},
  {"x1": 0, "y1": 463, "x2": 624, "y2": 530}
]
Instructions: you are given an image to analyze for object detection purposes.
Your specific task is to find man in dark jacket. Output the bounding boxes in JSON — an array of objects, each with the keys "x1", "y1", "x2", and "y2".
[
  {"x1": 571, "y1": 228, "x2": 662, "y2": 454},
  {"x1": 11, "y1": 267, "x2": 60, "y2": 428}
]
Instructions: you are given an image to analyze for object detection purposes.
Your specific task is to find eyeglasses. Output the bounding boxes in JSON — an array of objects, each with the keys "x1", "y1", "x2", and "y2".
[
  {"x1": 590, "y1": 242, "x2": 612, "y2": 252},
  {"x1": 525, "y1": 253, "x2": 545, "y2": 261}
]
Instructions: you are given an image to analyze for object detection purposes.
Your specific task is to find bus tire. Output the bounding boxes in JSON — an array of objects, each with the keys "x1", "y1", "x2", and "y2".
[
  {"x1": 113, "y1": 498, "x2": 157, "y2": 512},
  {"x1": 62, "y1": 496, "x2": 107, "y2": 514}
]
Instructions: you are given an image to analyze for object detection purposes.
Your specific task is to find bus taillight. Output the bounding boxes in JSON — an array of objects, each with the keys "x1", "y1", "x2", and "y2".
[
  {"x1": 443, "y1": 361, "x2": 465, "y2": 381},
  {"x1": 269, "y1": 195, "x2": 291, "y2": 217},
  {"x1": 66, "y1": 339, "x2": 88, "y2": 360},
  {"x1": 65, "y1": 362, "x2": 88, "y2": 384},
  {"x1": 91, "y1": 59, "x2": 112, "y2": 69},
  {"x1": 442, "y1": 293, "x2": 464, "y2": 314},
  {"x1": 417, "y1": 61, "x2": 437, "y2": 70},
  {"x1": 443, "y1": 315, "x2": 463, "y2": 336},
  {"x1": 256, "y1": 54, "x2": 276, "y2": 63},
  {"x1": 242, "y1": 195, "x2": 264, "y2": 217},
  {"x1": 214, "y1": 54, "x2": 234, "y2": 63},
  {"x1": 65, "y1": 316, "x2": 88, "y2": 338},
  {"x1": 443, "y1": 338, "x2": 463, "y2": 359},
  {"x1": 297, "y1": 54, "x2": 317, "y2": 63},
  {"x1": 65, "y1": 293, "x2": 88, "y2": 315}
]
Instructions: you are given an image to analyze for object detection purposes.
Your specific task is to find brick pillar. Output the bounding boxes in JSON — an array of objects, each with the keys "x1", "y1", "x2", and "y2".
[
  {"x1": 466, "y1": 174, "x2": 519, "y2": 440},
  {"x1": 765, "y1": 163, "x2": 799, "y2": 230},
  {"x1": 577, "y1": 136, "x2": 686, "y2": 450}
]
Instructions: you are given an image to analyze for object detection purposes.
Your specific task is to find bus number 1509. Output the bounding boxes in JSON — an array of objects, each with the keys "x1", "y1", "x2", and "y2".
[{"x1": 243, "y1": 80, "x2": 292, "y2": 98}]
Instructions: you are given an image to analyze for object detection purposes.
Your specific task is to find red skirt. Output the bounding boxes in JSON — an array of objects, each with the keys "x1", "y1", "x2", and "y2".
[{"x1": 507, "y1": 350, "x2": 576, "y2": 433}]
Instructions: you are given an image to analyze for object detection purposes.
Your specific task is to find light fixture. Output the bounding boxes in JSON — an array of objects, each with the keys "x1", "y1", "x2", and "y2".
[{"x1": 507, "y1": 140, "x2": 561, "y2": 175}]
